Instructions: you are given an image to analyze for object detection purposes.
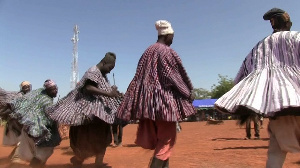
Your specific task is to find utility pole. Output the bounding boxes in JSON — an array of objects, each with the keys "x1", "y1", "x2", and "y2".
[{"x1": 71, "y1": 25, "x2": 79, "y2": 89}]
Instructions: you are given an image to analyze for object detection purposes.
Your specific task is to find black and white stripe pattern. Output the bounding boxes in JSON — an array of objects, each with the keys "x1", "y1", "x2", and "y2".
[
  {"x1": 47, "y1": 66, "x2": 120, "y2": 125},
  {"x1": 215, "y1": 31, "x2": 300, "y2": 117},
  {"x1": 0, "y1": 88, "x2": 22, "y2": 105}
]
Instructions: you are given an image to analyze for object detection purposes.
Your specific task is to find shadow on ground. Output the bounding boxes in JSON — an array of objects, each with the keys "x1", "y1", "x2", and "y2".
[
  {"x1": 118, "y1": 144, "x2": 139, "y2": 148},
  {"x1": 212, "y1": 137, "x2": 269, "y2": 141},
  {"x1": 0, "y1": 156, "x2": 10, "y2": 166},
  {"x1": 45, "y1": 163, "x2": 112, "y2": 168},
  {"x1": 214, "y1": 145, "x2": 268, "y2": 150},
  {"x1": 293, "y1": 160, "x2": 300, "y2": 165}
]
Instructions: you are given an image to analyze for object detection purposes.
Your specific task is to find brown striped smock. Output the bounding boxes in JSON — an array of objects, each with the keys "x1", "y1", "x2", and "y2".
[
  {"x1": 117, "y1": 42, "x2": 195, "y2": 122},
  {"x1": 47, "y1": 66, "x2": 120, "y2": 125},
  {"x1": 0, "y1": 88, "x2": 23, "y2": 117},
  {"x1": 0, "y1": 88, "x2": 23, "y2": 106}
]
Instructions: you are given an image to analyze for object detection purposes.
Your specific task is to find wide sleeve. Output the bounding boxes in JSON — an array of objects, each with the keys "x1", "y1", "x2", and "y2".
[{"x1": 158, "y1": 49, "x2": 193, "y2": 99}]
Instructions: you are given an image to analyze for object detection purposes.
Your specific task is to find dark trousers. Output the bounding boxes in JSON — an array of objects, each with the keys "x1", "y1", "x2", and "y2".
[
  {"x1": 246, "y1": 115, "x2": 260, "y2": 138},
  {"x1": 112, "y1": 124, "x2": 123, "y2": 145}
]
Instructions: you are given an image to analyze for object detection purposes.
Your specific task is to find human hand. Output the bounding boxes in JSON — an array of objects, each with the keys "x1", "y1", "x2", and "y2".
[
  {"x1": 109, "y1": 87, "x2": 119, "y2": 97},
  {"x1": 117, "y1": 91, "x2": 124, "y2": 98},
  {"x1": 189, "y1": 92, "x2": 195, "y2": 102},
  {"x1": 111, "y1": 85, "x2": 118, "y2": 90}
]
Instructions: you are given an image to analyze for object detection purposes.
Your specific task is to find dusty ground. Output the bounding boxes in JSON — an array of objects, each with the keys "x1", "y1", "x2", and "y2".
[{"x1": 0, "y1": 119, "x2": 299, "y2": 168}]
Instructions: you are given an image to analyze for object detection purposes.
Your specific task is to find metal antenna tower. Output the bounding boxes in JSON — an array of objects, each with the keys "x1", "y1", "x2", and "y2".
[{"x1": 71, "y1": 25, "x2": 79, "y2": 89}]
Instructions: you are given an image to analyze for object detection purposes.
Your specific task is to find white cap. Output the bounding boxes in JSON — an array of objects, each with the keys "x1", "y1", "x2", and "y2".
[{"x1": 155, "y1": 20, "x2": 174, "y2": 35}]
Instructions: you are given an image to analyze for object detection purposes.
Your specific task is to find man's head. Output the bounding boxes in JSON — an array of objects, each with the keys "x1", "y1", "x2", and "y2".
[
  {"x1": 99, "y1": 52, "x2": 116, "y2": 75},
  {"x1": 155, "y1": 20, "x2": 174, "y2": 46},
  {"x1": 20, "y1": 81, "x2": 31, "y2": 94},
  {"x1": 43, "y1": 79, "x2": 58, "y2": 98},
  {"x1": 263, "y1": 8, "x2": 292, "y2": 33}
]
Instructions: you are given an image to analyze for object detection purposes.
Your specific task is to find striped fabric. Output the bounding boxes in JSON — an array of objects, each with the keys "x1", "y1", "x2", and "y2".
[
  {"x1": 116, "y1": 42, "x2": 195, "y2": 122},
  {"x1": 0, "y1": 88, "x2": 24, "y2": 117},
  {"x1": 215, "y1": 31, "x2": 300, "y2": 117},
  {"x1": 0, "y1": 87, "x2": 8, "y2": 106},
  {"x1": 0, "y1": 87, "x2": 23, "y2": 106},
  {"x1": 9, "y1": 88, "x2": 57, "y2": 145},
  {"x1": 47, "y1": 66, "x2": 121, "y2": 125}
]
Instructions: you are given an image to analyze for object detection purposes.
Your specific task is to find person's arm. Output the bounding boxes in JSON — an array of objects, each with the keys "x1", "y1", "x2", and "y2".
[
  {"x1": 83, "y1": 79, "x2": 118, "y2": 97},
  {"x1": 234, "y1": 49, "x2": 254, "y2": 84}
]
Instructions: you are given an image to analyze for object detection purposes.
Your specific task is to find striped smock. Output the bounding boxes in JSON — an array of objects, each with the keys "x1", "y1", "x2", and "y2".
[
  {"x1": 0, "y1": 88, "x2": 23, "y2": 106},
  {"x1": 47, "y1": 66, "x2": 121, "y2": 125},
  {"x1": 215, "y1": 31, "x2": 300, "y2": 117},
  {"x1": 117, "y1": 42, "x2": 195, "y2": 122},
  {"x1": 0, "y1": 88, "x2": 24, "y2": 117}
]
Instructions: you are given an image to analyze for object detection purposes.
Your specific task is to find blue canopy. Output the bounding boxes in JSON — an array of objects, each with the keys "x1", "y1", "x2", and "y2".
[{"x1": 192, "y1": 99, "x2": 217, "y2": 108}]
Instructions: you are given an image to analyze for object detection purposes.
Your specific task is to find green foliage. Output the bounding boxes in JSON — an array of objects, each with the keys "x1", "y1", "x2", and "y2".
[
  {"x1": 210, "y1": 74, "x2": 234, "y2": 99},
  {"x1": 192, "y1": 88, "x2": 211, "y2": 99},
  {"x1": 0, "y1": 118, "x2": 6, "y2": 127},
  {"x1": 192, "y1": 74, "x2": 234, "y2": 100}
]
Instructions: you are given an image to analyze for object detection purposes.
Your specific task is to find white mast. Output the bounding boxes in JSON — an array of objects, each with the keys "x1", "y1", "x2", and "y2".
[{"x1": 71, "y1": 25, "x2": 79, "y2": 89}]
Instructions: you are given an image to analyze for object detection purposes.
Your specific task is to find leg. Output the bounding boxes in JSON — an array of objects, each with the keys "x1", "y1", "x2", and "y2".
[
  {"x1": 112, "y1": 124, "x2": 118, "y2": 145},
  {"x1": 70, "y1": 155, "x2": 84, "y2": 168},
  {"x1": 69, "y1": 126, "x2": 85, "y2": 168},
  {"x1": 149, "y1": 121, "x2": 175, "y2": 168},
  {"x1": 245, "y1": 118, "x2": 251, "y2": 139},
  {"x1": 29, "y1": 157, "x2": 45, "y2": 168},
  {"x1": 260, "y1": 116, "x2": 264, "y2": 128},
  {"x1": 59, "y1": 124, "x2": 69, "y2": 139},
  {"x1": 162, "y1": 158, "x2": 169, "y2": 168},
  {"x1": 95, "y1": 123, "x2": 112, "y2": 167},
  {"x1": 3, "y1": 120, "x2": 21, "y2": 146},
  {"x1": 95, "y1": 147, "x2": 107, "y2": 167},
  {"x1": 135, "y1": 119, "x2": 157, "y2": 150},
  {"x1": 149, "y1": 157, "x2": 165, "y2": 168},
  {"x1": 18, "y1": 130, "x2": 34, "y2": 162},
  {"x1": 154, "y1": 121, "x2": 176, "y2": 161},
  {"x1": 176, "y1": 122, "x2": 182, "y2": 132},
  {"x1": 10, "y1": 143, "x2": 23, "y2": 163},
  {"x1": 253, "y1": 115, "x2": 260, "y2": 139},
  {"x1": 118, "y1": 125, "x2": 123, "y2": 146},
  {"x1": 33, "y1": 146, "x2": 54, "y2": 168},
  {"x1": 266, "y1": 132, "x2": 287, "y2": 168}
]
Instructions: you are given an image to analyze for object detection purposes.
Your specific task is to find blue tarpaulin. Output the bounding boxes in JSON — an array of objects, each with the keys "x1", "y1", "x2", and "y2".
[{"x1": 192, "y1": 99, "x2": 217, "y2": 108}]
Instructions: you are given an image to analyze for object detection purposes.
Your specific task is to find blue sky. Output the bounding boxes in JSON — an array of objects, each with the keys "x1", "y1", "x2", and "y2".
[{"x1": 1, "y1": 0, "x2": 300, "y2": 99}]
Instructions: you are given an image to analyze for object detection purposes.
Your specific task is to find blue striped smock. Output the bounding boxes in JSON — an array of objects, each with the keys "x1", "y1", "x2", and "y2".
[{"x1": 9, "y1": 88, "x2": 60, "y2": 146}]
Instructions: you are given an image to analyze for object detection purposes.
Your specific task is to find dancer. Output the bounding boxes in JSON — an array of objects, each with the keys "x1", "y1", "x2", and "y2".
[
  {"x1": 0, "y1": 81, "x2": 31, "y2": 163},
  {"x1": 9, "y1": 79, "x2": 60, "y2": 168},
  {"x1": 47, "y1": 52, "x2": 122, "y2": 167},
  {"x1": 244, "y1": 114, "x2": 260, "y2": 140},
  {"x1": 215, "y1": 8, "x2": 300, "y2": 168},
  {"x1": 117, "y1": 20, "x2": 195, "y2": 168}
]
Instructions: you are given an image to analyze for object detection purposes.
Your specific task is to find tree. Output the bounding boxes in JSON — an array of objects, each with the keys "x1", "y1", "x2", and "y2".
[
  {"x1": 210, "y1": 74, "x2": 234, "y2": 99},
  {"x1": 192, "y1": 88, "x2": 211, "y2": 99}
]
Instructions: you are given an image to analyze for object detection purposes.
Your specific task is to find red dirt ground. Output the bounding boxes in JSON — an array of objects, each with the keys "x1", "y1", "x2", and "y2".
[{"x1": 0, "y1": 119, "x2": 299, "y2": 168}]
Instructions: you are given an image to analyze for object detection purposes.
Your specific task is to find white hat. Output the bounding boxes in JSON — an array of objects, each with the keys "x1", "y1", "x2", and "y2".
[
  {"x1": 155, "y1": 20, "x2": 174, "y2": 35},
  {"x1": 20, "y1": 81, "x2": 31, "y2": 87}
]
